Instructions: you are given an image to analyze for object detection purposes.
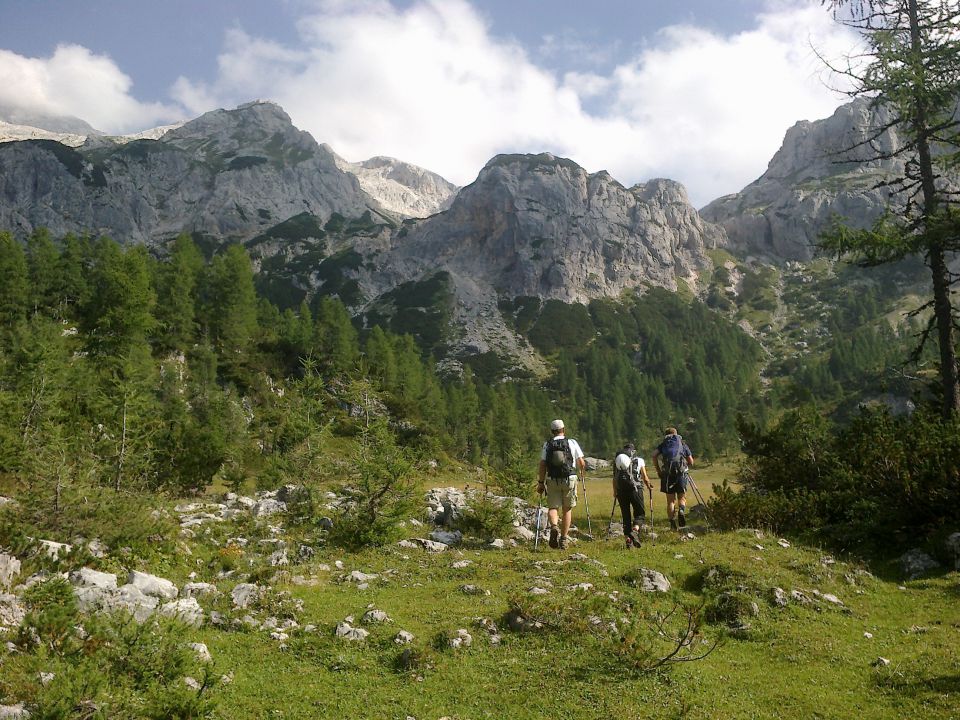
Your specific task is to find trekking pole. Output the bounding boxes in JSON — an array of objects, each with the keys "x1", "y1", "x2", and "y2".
[
  {"x1": 534, "y1": 489, "x2": 544, "y2": 551},
  {"x1": 579, "y1": 470, "x2": 593, "y2": 539},
  {"x1": 648, "y1": 486, "x2": 654, "y2": 530},
  {"x1": 688, "y1": 477, "x2": 711, "y2": 525},
  {"x1": 607, "y1": 497, "x2": 617, "y2": 537}
]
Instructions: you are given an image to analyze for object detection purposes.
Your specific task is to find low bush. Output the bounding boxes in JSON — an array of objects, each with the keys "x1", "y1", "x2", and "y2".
[{"x1": 455, "y1": 493, "x2": 516, "y2": 541}]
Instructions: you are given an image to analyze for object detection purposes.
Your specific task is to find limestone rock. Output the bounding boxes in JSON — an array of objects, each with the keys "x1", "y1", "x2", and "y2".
[
  {"x1": 0, "y1": 554, "x2": 21, "y2": 590},
  {"x1": 189, "y1": 642, "x2": 213, "y2": 663},
  {"x1": 946, "y1": 532, "x2": 960, "y2": 570},
  {"x1": 128, "y1": 571, "x2": 178, "y2": 600},
  {"x1": 429, "y1": 529, "x2": 463, "y2": 546},
  {"x1": 335, "y1": 622, "x2": 369, "y2": 641},
  {"x1": 361, "y1": 609, "x2": 391, "y2": 624},
  {"x1": 0, "y1": 593, "x2": 25, "y2": 629},
  {"x1": 182, "y1": 582, "x2": 218, "y2": 599},
  {"x1": 159, "y1": 598, "x2": 204, "y2": 627},
  {"x1": 447, "y1": 629, "x2": 472, "y2": 649},
  {"x1": 252, "y1": 499, "x2": 287, "y2": 518},
  {"x1": 637, "y1": 568, "x2": 671, "y2": 593},
  {"x1": 394, "y1": 630, "x2": 415, "y2": 644},
  {"x1": 69, "y1": 568, "x2": 117, "y2": 591},
  {"x1": 231, "y1": 583, "x2": 261, "y2": 610},
  {"x1": 899, "y1": 549, "x2": 940, "y2": 580}
]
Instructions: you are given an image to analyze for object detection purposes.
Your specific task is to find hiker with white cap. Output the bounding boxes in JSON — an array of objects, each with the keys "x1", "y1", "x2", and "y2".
[
  {"x1": 536, "y1": 419, "x2": 585, "y2": 550},
  {"x1": 613, "y1": 442, "x2": 653, "y2": 549}
]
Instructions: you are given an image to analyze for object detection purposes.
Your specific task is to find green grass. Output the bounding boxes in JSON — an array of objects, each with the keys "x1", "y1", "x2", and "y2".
[
  {"x1": 4, "y1": 457, "x2": 958, "y2": 719},
  {"x1": 191, "y1": 529, "x2": 959, "y2": 719}
]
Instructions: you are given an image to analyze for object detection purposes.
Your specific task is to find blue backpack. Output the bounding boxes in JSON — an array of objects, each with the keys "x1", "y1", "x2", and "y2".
[{"x1": 661, "y1": 435, "x2": 687, "y2": 480}]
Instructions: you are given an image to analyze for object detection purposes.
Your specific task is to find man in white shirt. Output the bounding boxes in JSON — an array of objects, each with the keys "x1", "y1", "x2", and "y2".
[
  {"x1": 537, "y1": 419, "x2": 585, "y2": 550},
  {"x1": 612, "y1": 443, "x2": 653, "y2": 548}
]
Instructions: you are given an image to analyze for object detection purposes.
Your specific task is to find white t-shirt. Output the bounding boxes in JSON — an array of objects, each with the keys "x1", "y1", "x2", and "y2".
[{"x1": 541, "y1": 435, "x2": 584, "y2": 474}]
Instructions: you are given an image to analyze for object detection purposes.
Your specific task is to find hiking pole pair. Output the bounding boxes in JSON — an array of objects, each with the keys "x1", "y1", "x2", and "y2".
[
  {"x1": 687, "y1": 476, "x2": 711, "y2": 525},
  {"x1": 607, "y1": 497, "x2": 617, "y2": 537}
]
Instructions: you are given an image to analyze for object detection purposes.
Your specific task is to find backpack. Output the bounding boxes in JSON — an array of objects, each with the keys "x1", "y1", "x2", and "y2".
[
  {"x1": 614, "y1": 451, "x2": 635, "y2": 487},
  {"x1": 660, "y1": 434, "x2": 687, "y2": 480},
  {"x1": 546, "y1": 437, "x2": 574, "y2": 479}
]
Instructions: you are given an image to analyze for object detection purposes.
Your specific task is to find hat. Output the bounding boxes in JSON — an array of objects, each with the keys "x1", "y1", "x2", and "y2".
[
  {"x1": 664, "y1": 427, "x2": 678, "y2": 436},
  {"x1": 550, "y1": 419, "x2": 565, "y2": 432},
  {"x1": 623, "y1": 442, "x2": 636, "y2": 454}
]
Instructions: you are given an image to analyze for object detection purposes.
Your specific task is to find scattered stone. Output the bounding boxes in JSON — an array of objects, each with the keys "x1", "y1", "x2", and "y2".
[
  {"x1": 946, "y1": 532, "x2": 960, "y2": 569},
  {"x1": 395, "y1": 630, "x2": 415, "y2": 644},
  {"x1": 813, "y1": 590, "x2": 844, "y2": 606},
  {"x1": 183, "y1": 677, "x2": 201, "y2": 690},
  {"x1": 528, "y1": 587, "x2": 550, "y2": 595},
  {"x1": 637, "y1": 568, "x2": 671, "y2": 593},
  {"x1": 231, "y1": 583, "x2": 260, "y2": 610},
  {"x1": 460, "y1": 584, "x2": 490, "y2": 596},
  {"x1": 754, "y1": 544, "x2": 765, "y2": 551},
  {"x1": 430, "y1": 529, "x2": 463, "y2": 546},
  {"x1": 269, "y1": 549, "x2": 289, "y2": 567},
  {"x1": 335, "y1": 622, "x2": 369, "y2": 641},
  {"x1": 347, "y1": 570, "x2": 378, "y2": 583},
  {"x1": 182, "y1": 582, "x2": 218, "y2": 599},
  {"x1": 37, "y1": 539, "x2": 72, "y2": 560},
  {"x1": 414, "y1": 539, "x2": 449, "y2": 553},
  {"x1": 448, "y1": 629, "x2": 472, "y2": 648},
  {"x1": 488, "y1": 539, "x2": 506, "y2": 550},
  {"x1": 251, "y1": 499, "x2": 287, "y2": 518},
  {"x1": 128, "y1": 571, "x2": 178, "y2": 600},
  {"x1": 69, "y1": 568, "x2": 117, "y2": 590},
  {"x1": 397, "y1": 540, "x2": 419, "y2": 549},
  {"x1": 511, "y1": 526, "x2": 536, "y2": 541},
  {"x1": 0, "y1": 704, "x2": 29, "y2": 718},
  {"x1": 568, "y1": 583, "x2": 593, "y2": 592},
  {"x1": 451, "y1": 560, "x2": 473, "y2": 569},
  {"x1": 189, "y1": 642, "x2": 212, "y2": 663},
  {"x1": 362, "y1": 609, "x2": 391, "y2": 624},
  {"x1": 771, "y1": 587, "x2": 788, "y2": 607},
  {"x1": 269, "y1": 630, "x2": 288, "y2": 642},
  {"x1": 0, "y1": 554, "x2": 20, "y2": 589},
  {"x1": 899, "y1": 549, "x2": 940, "y2": 579},
  {"x1": 872, "y1": 657, "x2": 891, "y2": 667},
  {"x1": 159, "y1": 598, "x2": 204, "y2": 627},
  {"x1": 777, "y1": 539, "x2": 791, "y2": 548},
  {"x1": 864, "y1": 632, "x2": 874, "y2": 639},
  {"x1": 790, "y1": 590, "x2": 813, "y2": 606},
  {"x1": 39, "y1": 672, "x2": 54, "y2": 685}
]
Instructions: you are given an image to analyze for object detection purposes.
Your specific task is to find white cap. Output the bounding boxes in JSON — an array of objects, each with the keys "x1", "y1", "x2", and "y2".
[{"x1": 550, "y1": 419, "x2": 564, "y2": 432}]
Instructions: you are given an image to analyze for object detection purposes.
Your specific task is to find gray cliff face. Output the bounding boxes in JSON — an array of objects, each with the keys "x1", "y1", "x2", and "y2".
[
  {"x1": 701, "y1": 98, "x2": 906, "y2": 260},
  {"x1": 337, "y1": 153, "x2": 724, "y2": 368},
  {"x1": 0, "y1": 101, "x2": 382, "y2": 244},
  {"x1": 367, "y1": 153, "x2": 722, "y2": 304},
  {"x1": 332, "y1": 153, "x2": 459, "y2": 218}
]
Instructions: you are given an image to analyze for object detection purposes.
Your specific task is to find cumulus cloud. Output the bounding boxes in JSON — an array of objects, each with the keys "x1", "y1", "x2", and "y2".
[
  {"x1": 0, "y1": 44, "x2": 181, "y2": 133},
  {"x1": 172, "y1": 0, "x2": 858, "y2": 206}
]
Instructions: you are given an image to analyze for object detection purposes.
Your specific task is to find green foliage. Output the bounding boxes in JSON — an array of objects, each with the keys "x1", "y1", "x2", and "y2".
[
  {"x1": 328, "y1": 411, "x2": 418, "y2": 549},
  {"x1": 455, "y1": 492, "x2": 516, "y2": 540},
  {"x1": 712, "y1": 406, "x2": 960, "y2": 549}
]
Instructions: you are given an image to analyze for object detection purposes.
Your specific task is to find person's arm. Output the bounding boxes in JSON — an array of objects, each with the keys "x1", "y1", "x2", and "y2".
[
  {"x1": 651, "y1": 449, "x2": 663, "y2": 478},
  {"x1": 640, "y1": 464, "x2": 652, "y2": 489}
]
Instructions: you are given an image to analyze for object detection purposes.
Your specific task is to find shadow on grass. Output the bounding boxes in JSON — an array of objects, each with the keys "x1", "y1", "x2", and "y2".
[{"x1": 877, "y1": 672, "x2": 960, "y2": 697}]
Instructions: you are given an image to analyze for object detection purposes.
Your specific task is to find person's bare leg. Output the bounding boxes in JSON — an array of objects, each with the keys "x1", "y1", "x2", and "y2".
[{"x1": 560, "y1": 507, "x2": 572, "y2": 536}]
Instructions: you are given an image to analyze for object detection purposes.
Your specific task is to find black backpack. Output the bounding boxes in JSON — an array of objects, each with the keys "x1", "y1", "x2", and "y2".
[{"x1": 545, "y1": 437, "x2": 574, "y2": 479}]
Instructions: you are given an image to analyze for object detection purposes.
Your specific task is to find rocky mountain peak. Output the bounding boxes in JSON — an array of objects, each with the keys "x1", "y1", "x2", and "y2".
[{"x1": 332, "y1": 153, "x2": 458, "y2": 218}]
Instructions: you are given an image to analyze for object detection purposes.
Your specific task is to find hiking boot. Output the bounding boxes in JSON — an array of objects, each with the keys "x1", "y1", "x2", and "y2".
[
  {"x1": 558, "y1": 535, "x2": 569, "y2": 550},
  {"x1": 549, "y1": 526, "x2": 559, "y2": 549},
  {"x1": 670, "y1": 517, "x2": 678, "y2": 530},
  {"x1": 678, "y1": 509, "x2": 686, "y2": 528},
  {"x1": 624, "y1": 536, "x2": 634, "y2": 550}
]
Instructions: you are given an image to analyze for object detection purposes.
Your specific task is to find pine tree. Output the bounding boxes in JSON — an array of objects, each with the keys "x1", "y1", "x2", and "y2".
[
  {"x1": 156, "y1": 233, "x2": 203, "y2": 350},
  {"x1": 0, "y1": 232, "x2": 28, "y2": 331}
]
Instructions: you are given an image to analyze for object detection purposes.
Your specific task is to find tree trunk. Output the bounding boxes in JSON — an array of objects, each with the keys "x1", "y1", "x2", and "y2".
[{"x1": 908, "y1": 0, "x2": 960, "y2": 417}]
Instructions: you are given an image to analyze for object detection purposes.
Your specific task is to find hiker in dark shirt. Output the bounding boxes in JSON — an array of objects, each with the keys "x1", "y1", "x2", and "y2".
[{"x1": 651, "y1": 427, "x2": 694, "y2": 530}]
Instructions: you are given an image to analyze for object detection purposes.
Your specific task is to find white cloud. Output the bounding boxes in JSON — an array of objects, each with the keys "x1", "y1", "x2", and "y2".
[
  {"x1": 173, "y1": 0, "x2": 859, "y2": 206},
  {"x1": 0, "y1": 45, "x2": 181, "y2": 133}
]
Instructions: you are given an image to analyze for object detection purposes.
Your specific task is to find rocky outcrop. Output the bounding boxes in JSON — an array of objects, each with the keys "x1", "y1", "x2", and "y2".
[
  {"x1": 333, "y1": 153, "x2": 458, "y2": 218},
  {"x1": 701, "y1": 98, "x2": 909, "y2": 260},
  {"x1": 0, "y1": 101, "x2": 385, "y2": 243}
]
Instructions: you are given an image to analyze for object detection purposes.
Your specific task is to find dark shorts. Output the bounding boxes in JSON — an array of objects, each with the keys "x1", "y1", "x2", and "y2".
[{"x1": 661, "y1": 472, "x2": 688, "y2": 495}]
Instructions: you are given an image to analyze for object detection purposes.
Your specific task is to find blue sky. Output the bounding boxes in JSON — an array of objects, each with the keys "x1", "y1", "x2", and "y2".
[{"x1": 0, "y1": 0, "x2": 859, "y2": 206}]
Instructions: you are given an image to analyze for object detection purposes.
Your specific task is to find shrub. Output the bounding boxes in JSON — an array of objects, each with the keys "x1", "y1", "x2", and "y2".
[{"x1": 455, "y1": 493, "x2": 516, "y2": 541}]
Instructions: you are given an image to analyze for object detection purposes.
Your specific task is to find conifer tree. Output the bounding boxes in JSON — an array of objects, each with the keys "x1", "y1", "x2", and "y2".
[{"x1": 0, "y1": 231, "x2": 28, "y2": 331}]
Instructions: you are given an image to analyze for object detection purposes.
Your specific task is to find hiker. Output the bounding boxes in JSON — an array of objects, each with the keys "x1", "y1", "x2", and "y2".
[
  {"x1": 537, "y1": 419, "x2": 586, "y2": 550},
  {"x1": 651, "y1": 427, "x2": 694, "y2": 530},
  {"x1": 613, "y1": 442, "x2": 653, "y2": 549}
]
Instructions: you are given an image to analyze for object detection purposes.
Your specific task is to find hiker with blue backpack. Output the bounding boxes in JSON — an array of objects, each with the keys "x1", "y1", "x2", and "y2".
[
  {"x1": 537, "y1": 419, "x2": 586, "y2": 550},
  {"x1": 651, "y1": 428, "x2": 695, "y2": 530}
]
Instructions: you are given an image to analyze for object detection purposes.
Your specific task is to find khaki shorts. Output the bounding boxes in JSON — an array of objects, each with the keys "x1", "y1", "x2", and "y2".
[{"x1": 545, "y1": 476, "x2": 578, "y2": 509}]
